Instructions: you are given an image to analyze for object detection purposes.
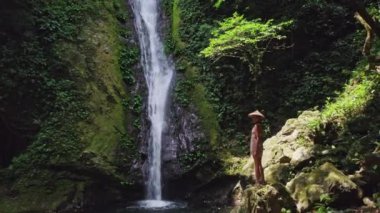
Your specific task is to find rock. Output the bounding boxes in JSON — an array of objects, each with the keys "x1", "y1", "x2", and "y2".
[
  {"x1": 186, "y1": 175, "x2": 240, "y2": 207},
  {"x1": 231, "y1": 181, "x2": 243, "y2": 206},
  {"x1": 231, "y1": 184, "x2": 296, "y2": 213},
  {"x1": 161, "y1": 104, "x2": 206, "y2": 181},
  {"x1": 321, "y1": 149, "x2": 329, "y2": 155},
  {"x1": 262, "y1": 111, "x2": 319, "y2": 169},
  {"x1": 264, "y1": 163, "x2": 292, "y2": 185},
  {"x1": 286, "y1": 162, "x2": 360, "y2": 212},
  {"x1": 290, "y1": 147, "x2": 313, "y2": 165},
  {"x1": 363, "y1": 197, "x2": 376, "y2": 208}
]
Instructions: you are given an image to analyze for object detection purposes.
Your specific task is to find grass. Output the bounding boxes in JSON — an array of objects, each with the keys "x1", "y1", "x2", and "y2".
[
  {"x1": 321, "y1": 69, "x2": 378, "y2": 123},
  {"x1": 308, "y1": 62, "x2": 379, "y2": 130}
]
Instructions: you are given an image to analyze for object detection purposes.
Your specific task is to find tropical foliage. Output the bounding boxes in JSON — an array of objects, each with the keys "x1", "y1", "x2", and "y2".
[{"x1": 202, "y1": 13, "x2": 292, "y2": 75}]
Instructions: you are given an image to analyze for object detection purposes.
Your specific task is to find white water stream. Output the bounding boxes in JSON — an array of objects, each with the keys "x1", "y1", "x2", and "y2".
[{"x1": 130, "y1": 0, "x2": 174, "y2": 203}]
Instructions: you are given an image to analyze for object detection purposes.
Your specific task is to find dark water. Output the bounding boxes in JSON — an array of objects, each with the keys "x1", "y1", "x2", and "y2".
[
  {"x1": 96, "y1": 201, "x2": 232, "y2": 213},
  {"x1": 112, "y1": 208, "x2": 231, "y2": 213}
]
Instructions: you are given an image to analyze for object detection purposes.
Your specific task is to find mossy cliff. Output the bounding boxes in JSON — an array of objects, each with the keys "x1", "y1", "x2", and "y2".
[{"x1": 0, "y1": 0, "x2": 141, "y2": 212}]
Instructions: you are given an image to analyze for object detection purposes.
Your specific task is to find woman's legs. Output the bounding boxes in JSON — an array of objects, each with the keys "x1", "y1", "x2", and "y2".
[
  {"x1": 253, "y1": 156, "x2": 260, "y2": 184},
  {"x1": 254, "y1": 150, "x2": 265, "y2": 184},
  {"x1": 258, "y1": 158, "x2": 265, "y2": 184}
]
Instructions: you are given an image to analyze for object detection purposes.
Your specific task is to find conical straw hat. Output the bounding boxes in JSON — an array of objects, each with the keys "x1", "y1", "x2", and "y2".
[{"x1": 248, "y1": 110, "x2": 265, "y2": 118}]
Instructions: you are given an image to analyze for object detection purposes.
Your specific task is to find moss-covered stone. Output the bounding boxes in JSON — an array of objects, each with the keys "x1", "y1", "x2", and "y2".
[
  {"x1": 75, "y1": 12, "x2": 126, "y2": 161},
  {"x1": 286, "y1": 162, "x2": 360, "y2": 212},
  {"x1": 264, "y1": 163, "x2": 293, "y2": 185},
  {"x1": 232, "y1": 183, "x2": 296, "y2": 213}
]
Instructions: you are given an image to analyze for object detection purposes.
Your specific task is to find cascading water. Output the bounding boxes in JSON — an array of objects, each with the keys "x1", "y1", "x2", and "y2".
[{"x1": 130, "y1": 0, "x2": 180, "y2": 208}]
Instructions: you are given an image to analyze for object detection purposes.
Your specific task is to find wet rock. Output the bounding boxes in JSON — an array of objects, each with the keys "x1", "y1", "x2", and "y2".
[
  {"x1": 186, "y1": 175, "x2": 240, "y2": 207},
  {"x1": 162, "y1": 104, "x2": 206, "y2": 180},
  {"x1": 286, "y1": 162, "x2": 360, "y2": 212},
  {"x1": 231, "y1": 184, "x2": 296, "y2": 213}
]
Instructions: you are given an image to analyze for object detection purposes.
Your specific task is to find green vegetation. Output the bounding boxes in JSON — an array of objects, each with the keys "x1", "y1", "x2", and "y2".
[
  {"x1": 167, "y1": 0, "x2": 220, "y2": 147},
  {"x1": 307, "y1": 62, "x2": 379, "y2": 136},
  {"x1": 0, "y1": 0, "x2": 138, "y2": 211},
  {"x1": 1, "y1": 0, "x2": 380, "y2": 211},
  {"x1": 179, "y1": 140, "x2": 209, "y2": 171},
  {"x1": 202, "y1": 13, "x2": 292, "y2": 74},
  {"x1": 314, "y1": 193, "x2": 334, "y2": 213},
  {"x1": 1, "y1": 0, "x2": 111, "y2": 171},
  {"x1": 172, "y1": 0, "x2": 187, "y2": 50},
  {"x1": 120, "y1": 47, "x2": 139, "y2": 85},
  {"x1": 165, "y1": 0, "x2": 363, "y2": 155},
  {"x1": 322, "y1": 69, "x2": 378, "y2": 123}
]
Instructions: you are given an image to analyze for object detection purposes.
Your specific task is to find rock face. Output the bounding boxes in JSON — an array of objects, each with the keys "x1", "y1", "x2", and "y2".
[
  {"x1": 162, "y1": 104, "x2": 206, "y2": 180},
  {"x1": 232, "y1": 184, "x2": 296, "y2": 213},
  {"x1": 286, "y1": 162, "x2": 360, "y2": 212},
  {"x1": 0, "y1": 2, "x2": 144, "y2": 212},
  {"x1": 262, "y1": 111, "x2": 319, "y2": 169}
]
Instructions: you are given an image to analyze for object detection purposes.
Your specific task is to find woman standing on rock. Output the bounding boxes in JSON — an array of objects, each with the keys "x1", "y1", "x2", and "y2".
[{"x1": 249, "y1": 110, "x2": 265, "y2": 185}]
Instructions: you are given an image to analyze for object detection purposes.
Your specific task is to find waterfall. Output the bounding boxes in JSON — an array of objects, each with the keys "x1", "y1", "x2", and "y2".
[{"x1": 130, "y1": 0, "x2": 174, "y2": 200}]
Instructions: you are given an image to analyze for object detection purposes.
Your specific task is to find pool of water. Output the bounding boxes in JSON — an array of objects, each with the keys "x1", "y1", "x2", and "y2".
[
  {"x1": 98, "y1": 200, "x2": 232, "y2": 213},
  {"x1": 124, "y1": 200, "x2": 187, "y2": 212}
]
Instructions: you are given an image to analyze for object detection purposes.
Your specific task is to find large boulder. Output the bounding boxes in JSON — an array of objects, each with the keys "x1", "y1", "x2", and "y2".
[
  {"x1": 286, "y1": 162, "x2": 361, "y2": 212},
  {"x1": 262, "y1": 111, "x2": 319, "y2": 169},
  {"x1": 264, "y1": 163, "x2": 292, "y2": 185},
  {"x1": 231, "y1": 184, "x2": 296, "y2": 213}
]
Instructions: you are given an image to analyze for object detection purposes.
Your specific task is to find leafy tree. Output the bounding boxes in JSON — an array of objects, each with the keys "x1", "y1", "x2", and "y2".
[{"x1": 201, "y1": 13, "x2": 292, "y2": 76}]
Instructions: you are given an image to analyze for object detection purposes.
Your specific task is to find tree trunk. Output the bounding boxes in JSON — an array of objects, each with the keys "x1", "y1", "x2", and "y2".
[{"x1": 341, "y1": 0, "x2": 380, "y2": 36}]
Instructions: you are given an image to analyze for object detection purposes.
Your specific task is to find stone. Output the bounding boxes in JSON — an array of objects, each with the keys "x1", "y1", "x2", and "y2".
[
  {"x1": 231, "y1": 184, "x2": 296, "y2": 213},
  {"x1": 231, "y1": 181, "x2": 243, "y2": 206},
  {"x1": 286, "y1": 162, "x2": 360, "y2": 212},
  {"x1": 264, "y1": 163, "x2": 291, "y2": 185},
  {"x1": 262, "y1": 111, "x2": 320, "y2": 169},
  {"x1": 363, "y1": 197, "x2": 376, "y2": 208},
  {"x1": 290, "y1": 147, "x2": 313, "y2": 165}
]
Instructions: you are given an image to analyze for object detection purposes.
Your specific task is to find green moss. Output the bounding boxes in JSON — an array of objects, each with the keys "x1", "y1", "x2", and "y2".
[
  {"x1": 237, "y1": 184, "x2": 296, "y2": 213},
  {"x1": 0, "y1": 180, "x2": 76, "y2": 213},
  {"x1": 286, "y1": 162, "x2": 358, "y2": 211},
  {"x1": 182, "y1": 63, "x2": 220, "y2": 147},
  {"x1": 172, "y1": 0, "x2": 186, "y2": 50},
  {"x1": 222, "y1": 154, "x2": 250, "y2": 176},
  {"x1": 0, "y1": 1, "x2": 135, "y2": 212},
  {"x1": 68, "y1": 11, "x2": 127, "y2": 161}
]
